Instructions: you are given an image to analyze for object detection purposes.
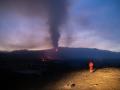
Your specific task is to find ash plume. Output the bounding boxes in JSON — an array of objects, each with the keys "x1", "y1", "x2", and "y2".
[
  {"x1": 47, "y1": 0, "x2": 67, "y2": 48},
  {"x1": 0, "y1": 0, "x2": 67, "y2": 50}
]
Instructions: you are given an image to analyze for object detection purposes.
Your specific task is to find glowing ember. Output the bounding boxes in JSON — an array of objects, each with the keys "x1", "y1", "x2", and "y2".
[
  {"x1": 42, "y1": 48, "x2": 59, "y2": 60},
  {"x1": 42, "y1": 58, "x2": 45, "y2": 62},
  {"x1": 55, "y1": 48, "x2": 58, "y2": 52}
]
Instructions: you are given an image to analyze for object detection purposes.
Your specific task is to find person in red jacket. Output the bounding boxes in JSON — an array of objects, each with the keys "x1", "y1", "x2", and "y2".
[{"x1": 89, "y1": 60, "x2": 94, "y2": 73}]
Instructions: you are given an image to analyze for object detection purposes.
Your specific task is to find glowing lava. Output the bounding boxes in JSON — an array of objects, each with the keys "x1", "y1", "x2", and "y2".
[{"x1": 55, "y1": 48, "x2": 58, "y2": 52}]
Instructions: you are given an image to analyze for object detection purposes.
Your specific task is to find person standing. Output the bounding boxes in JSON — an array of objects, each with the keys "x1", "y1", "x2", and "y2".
[{"x1": 89, "y1": 60, "x2": 94, "y2": 73}]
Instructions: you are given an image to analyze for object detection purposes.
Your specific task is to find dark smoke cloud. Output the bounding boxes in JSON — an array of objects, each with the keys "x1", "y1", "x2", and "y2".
[
  {"x1": 0, "y1": 0, "x2": 67, "y2": 50},
  {"x1": 16, "y1": 0, "x2": 67, "y2": 48},
  {"x1": 47, "y1": 0, "x2": 67, "y2": 48}
]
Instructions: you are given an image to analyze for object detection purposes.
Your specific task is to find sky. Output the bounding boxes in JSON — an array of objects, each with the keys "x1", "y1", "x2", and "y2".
[{"x1": 0, "y1": 0, "x2": 120, "y2": 52}]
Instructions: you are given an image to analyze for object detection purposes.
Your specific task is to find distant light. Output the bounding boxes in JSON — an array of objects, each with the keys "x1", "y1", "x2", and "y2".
[
  {"x1": 42, "y1": 58, "x2": 45, "y2": 62},
  {"x1": 55, "y1": 48, "x2": 58, "y2": 52}
]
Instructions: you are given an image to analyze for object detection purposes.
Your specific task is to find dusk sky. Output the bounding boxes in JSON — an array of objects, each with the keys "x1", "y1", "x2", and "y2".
[{"x1": 0, "y1": 0, "x2": 120, "y2": 52}]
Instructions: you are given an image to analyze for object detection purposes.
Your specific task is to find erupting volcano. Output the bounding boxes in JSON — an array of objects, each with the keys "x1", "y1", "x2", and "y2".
[{"x1": 37, "y1": 0, "x2": 67, "y2": 61}]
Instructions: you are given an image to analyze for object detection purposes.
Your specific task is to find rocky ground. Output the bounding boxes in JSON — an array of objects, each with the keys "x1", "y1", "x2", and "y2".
[
  {"x1": 42, "y1": 68, "x2": 120, "y2": 90},
  {"x1": 1, "y1": 67, "x2": 120, "y2": 90}
]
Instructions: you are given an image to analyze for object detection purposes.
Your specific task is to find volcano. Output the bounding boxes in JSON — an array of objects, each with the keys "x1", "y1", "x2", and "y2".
[
  {"x1": 0, "y1": 47, "x2": 120, "y2": 68},
  {"x1": 1, "y1": 47, "x2": 120, "y2": 60},
  {"x1": 0, "y1": 47, "x2": 120, "y2": 89}
]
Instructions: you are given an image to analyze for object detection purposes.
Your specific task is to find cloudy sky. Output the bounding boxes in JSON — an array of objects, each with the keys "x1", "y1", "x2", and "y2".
[{"x1": 0, "y1": 0, "x2": 120, "y2": 52}]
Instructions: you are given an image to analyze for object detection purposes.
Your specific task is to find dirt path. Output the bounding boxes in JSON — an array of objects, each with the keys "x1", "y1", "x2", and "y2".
[{"x1": 43, "y1": 68, "x2": 120, "y2": 90}]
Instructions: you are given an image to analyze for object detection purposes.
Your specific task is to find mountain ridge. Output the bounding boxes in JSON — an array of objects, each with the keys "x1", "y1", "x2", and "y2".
[{"x1": 0, "y1": 47, "x2": 120, "y2": 59}]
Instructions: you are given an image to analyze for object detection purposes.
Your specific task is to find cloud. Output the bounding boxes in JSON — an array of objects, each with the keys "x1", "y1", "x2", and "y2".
[
  {"x1": 58, "y1": 0, "x2": 120, "y2": 52},
  {"x1": 0, "y1": 0, "x2": 120, "y2": 52}
]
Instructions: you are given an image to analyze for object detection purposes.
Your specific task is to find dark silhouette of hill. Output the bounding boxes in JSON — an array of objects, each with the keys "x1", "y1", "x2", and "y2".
[
  {"x1": 58, "y1": 47, "x2": 120, "y2": 59},
  {"x1": 0, "y1": 47, "x2": 120, "y2": 69},
  {"x1": 0, "y1": 47, "x2": 120, "y2": 60}
]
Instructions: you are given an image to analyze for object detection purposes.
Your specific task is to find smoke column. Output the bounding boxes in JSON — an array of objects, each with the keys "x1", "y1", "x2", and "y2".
[
  {"x1": 48, "y1": 0, "x2": 67, "y2": 48},
  {"x1": 0, "y1": 0, "x2": 67, "y2": 50}
]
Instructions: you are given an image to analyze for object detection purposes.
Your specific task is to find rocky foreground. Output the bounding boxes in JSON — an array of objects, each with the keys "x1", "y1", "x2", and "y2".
[{"x1": 42, "y1": 68, "x2": 120, "y2": 90}]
